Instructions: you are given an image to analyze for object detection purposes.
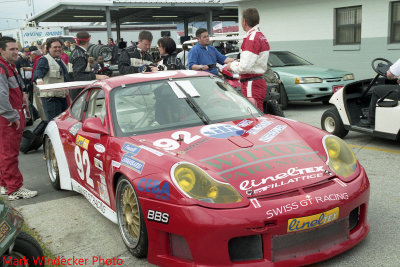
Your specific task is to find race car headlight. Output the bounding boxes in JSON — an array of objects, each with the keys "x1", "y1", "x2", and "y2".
[
  {"x1": 295, "y1": 77, "x2": 323, "y2": 84},
  {"x1": 173, "y1": 163, "x2": 243, "y2": 203},
  {"x1": 324, "y1": 136, "x2": 357, "y2": 179},
  {"x1": 343, "y1": 73, "x2": 355, "y2": 80}
]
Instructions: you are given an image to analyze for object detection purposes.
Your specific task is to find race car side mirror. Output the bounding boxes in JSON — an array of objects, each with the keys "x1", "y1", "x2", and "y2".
[{"x1": 82, "y1": 117, "x2": 109, "y2": 135}]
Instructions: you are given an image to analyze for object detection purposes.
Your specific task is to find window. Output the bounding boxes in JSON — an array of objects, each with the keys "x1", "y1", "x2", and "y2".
[
  {"x1": 70, "y1": 91, "x2": 89, "y2": 120},
  {"x1": 335, "y1": 6, "x2": 362, "y2": 45},
  {"x1": 390, "y1": 1, "x2": 400, "y2": 43},
  {"x1": 85, "y1": 89, "x2": 106, "y2": 123}
]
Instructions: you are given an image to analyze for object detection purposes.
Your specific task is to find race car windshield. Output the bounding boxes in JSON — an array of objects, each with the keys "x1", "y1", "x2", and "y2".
[{"x1": 110, "y1": 76, "x2": 262, "y2": 136}]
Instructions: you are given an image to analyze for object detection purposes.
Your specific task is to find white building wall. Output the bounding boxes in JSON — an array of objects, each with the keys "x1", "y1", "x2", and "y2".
[{"x1": 235, "y1": 0, "x2": 397, "y2": 79}]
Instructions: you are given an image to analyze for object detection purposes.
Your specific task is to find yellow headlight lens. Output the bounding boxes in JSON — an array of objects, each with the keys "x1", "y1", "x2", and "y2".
[
  {"x1": 324, "y1": 136, "x2": 357, "y2": 178},
  {"x1": 173, "y1": 163, "x2": 242, "y2": 203}
]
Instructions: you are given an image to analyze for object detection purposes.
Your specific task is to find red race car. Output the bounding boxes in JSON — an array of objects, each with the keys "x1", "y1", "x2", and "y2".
[{"x1": 42, "y1": 70, "x2": 369, "y2": 266}]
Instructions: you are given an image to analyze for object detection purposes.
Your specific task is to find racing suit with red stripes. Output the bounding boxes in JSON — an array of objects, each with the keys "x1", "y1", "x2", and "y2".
[
  {"x1": 0, "y1": 56, "x2": 25, "y2": 194},
  {"x1": 230, "y1": 25, "x2": 270, "y2": 110}
]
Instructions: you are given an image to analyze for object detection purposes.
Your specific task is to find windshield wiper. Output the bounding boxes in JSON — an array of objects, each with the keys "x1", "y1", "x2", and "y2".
[{"x1": 174, "y1": 82, "x2": 210, "y2": 125}]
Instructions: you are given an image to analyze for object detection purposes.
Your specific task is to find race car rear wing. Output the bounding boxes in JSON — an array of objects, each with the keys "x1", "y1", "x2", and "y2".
[{"x1": 36, "y1": 80, "x2": 96, "y2": 92}]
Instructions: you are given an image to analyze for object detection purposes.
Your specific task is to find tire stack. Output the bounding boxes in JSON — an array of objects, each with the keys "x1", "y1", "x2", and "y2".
[{"x1": 87, "y1": 44, "x2": 113, "y2": 61}]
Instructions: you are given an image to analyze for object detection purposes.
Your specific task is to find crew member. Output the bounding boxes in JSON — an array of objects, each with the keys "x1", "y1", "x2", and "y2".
[{"x1": 227, "y1": 8, "x2": 270, "y2": 110}]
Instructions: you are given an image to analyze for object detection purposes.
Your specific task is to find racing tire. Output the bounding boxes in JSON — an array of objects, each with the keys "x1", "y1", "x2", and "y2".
[
  {"x1": 44, "y1": 137, "x2": 61, "y2": 190},
  {"x1": 1, "y1": 231, "x2": 44, "y2": 267},
  {"x1": 278, "y1": 84, "x2": 288, "y2": 110},
  {"x1": 116, "y1": 176, "x2": 148, "y2": 258},
  {"x1": 264, "y1": 100, "x2": 285, "y2": 117},
  {"x1": 321, "y1": 107, "x2": 349, "y2": 138}
]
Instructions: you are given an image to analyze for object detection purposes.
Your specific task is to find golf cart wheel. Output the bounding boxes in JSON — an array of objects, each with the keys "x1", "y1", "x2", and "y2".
[
  {"x1": 1, "y1": 231, "x2": 44, "y2": 267},
  {"x1": 321, "y1": 107, "x2": 349, "y2": 138},
  {"x1": 279, "y1": 84, "x2": 288, "y2": 110},
  {"x1": 44, "y1": 136, "x2": 61, "y2": 190},
  {"x1": 116, "y1": 176, "x2": 148, "y2": 258}
]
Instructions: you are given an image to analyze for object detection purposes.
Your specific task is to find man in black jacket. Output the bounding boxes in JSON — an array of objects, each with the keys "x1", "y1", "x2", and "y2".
[
  {"x1": 118, "y1": 31, "x2": 154, "y2": 74},
  {"x1": 69, "y1": 31, "x2": 108, "y2": 100}
]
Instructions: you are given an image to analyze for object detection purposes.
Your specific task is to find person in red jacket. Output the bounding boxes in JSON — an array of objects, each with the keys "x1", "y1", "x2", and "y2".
[
  {"x1": 0, "y1": 36, "x2": 38, "y2": 200},
  {"x1": 227, "y1": 8, "x2": 270, "y2": 111}
]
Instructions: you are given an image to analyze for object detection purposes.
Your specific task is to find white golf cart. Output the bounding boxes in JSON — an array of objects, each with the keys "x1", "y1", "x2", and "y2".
[{"x1": 321, "y1": 58, "x2": 400, "y2": 140}]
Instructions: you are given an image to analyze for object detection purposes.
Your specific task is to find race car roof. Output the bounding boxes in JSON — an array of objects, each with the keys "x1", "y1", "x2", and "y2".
[{"x1": 37, "y1": 70, "x2": 212, "y2": 93}]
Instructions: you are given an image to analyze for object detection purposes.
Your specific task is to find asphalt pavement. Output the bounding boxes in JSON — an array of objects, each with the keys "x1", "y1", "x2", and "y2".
[{"x1": 7, "y1": 101, "x2": 400, "y2": 267}]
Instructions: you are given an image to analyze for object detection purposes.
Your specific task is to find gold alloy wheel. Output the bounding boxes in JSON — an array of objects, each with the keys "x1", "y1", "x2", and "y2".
[
  {"x1": 46, "y1": 139, "x2": 58, "y2": 183},
  {"x1": 121, "y1": 185, "x2": 140, "y2": 243}
]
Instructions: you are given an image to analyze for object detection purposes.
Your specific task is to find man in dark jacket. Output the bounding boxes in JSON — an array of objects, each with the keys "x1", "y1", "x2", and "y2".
[
  {"x1": 118, "y1": 31, "x2": 154, "y2": 74},
  {"x1": 93, "y1": 56, "x2": 113, "y2": 77},
  {"x1": 69, "y1": 31, "x2": 108, "y2": 100}
]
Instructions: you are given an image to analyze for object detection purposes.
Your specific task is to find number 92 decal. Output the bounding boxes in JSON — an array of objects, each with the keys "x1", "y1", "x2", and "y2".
[{"x1": 153, "y1": 130, "x2": 201, "y2": 151}]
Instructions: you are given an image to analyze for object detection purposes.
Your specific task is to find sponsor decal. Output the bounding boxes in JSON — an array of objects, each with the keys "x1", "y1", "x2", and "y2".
[
  {"x1": 98, "y1": 175, "x2": 110, "y2": 205},
  {"x1": 247, "y1": 120, "x2": 273, "y2": 135},
  {"x1": 69, "y1": 123, "x2": 82, "y2": 136},
  {"x1": 259, "y1": 125, "x2": 287, "y2": 143},
  {"x1": 121, "y1": 154, "x2": 145, "y2": 174},
  {"x1": 139, "y1": 145, "x2": 164, "y2": 156},
  {"x1": 240, "y1": 166, "x2": 325, "y2": 192},
  {"x1": 147, "y1": 210, "x2": 169, "y2": 224},
  {"x1": 75, "y1": 181, "x2": 106, "y2": 214},
  {"x1": 122, "y1": 143, "x2": 141, "y2": 156},
  {"x1": 200, "y1": 124, "x2": 245, "y2": 139},
  {"x1": 138, "y1": 178, "x2": 170, "y2": 200},
  {"x1": 237, "y1": 119, "x2": 253, "y2": 128},
  {"x1": 266, "y1": 193, "x2": 348, "y2": 219},
  {"x1": 250, "y1": 198, "x2": 261, "y2": 208},
  {"x1": 76, "y1": 135, "x2": 89, "y2": 150},
  {"x1": 94, "y1": 158, "x2": 103, "y2": 171},
  {"x1": 200, "y1": 140, "x2": 327, "y2": 181},
  {"x1": 287, "y1": 207, "x2": 339, "y2": 232},
  {"x1": 112, "y1": 160, "x2": 121, "y2": 168},
  {"x1": 94, "y1": 143, "x2": 105, "y2": 153}
]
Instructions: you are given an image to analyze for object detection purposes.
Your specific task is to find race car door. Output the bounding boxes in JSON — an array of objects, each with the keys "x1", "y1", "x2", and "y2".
[{"x1": 73, "y1": 88, "x2": 111, "y2": 209}]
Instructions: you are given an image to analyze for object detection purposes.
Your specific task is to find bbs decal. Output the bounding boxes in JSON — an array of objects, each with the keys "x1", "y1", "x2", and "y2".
[{"x1": 147, "y1": 210, "x2": 169, "y2": 224}]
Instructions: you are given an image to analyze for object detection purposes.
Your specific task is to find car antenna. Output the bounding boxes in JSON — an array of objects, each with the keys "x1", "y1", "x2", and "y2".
[{"x1": 247, "y1": 107, "x2": 258, "y2": 121}]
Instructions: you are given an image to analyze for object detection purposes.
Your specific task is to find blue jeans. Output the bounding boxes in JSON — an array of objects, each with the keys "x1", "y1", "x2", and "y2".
[{"x1": 41, "y1": 97, "x2": 68, "y2": 121}]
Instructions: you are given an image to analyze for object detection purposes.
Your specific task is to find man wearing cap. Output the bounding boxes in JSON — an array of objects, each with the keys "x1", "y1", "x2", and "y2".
[
  {"x1": 118, "y1": 30, "x2": 154, "y2": 74},
  {"x1": 227, "y1": 8, "x2": 270, "y2": 111},
  {"x1": 33, "y1": 38, "x2": 69, "y2": 122},
  {"x1": 0, "y1": 36, "x2": 38, "y2": 200},
  {"x1": 69, "y1": 31, "x2": 108, "y2": 100}
]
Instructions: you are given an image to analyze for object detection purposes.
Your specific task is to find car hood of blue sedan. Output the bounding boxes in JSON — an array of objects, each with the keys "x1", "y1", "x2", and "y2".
[{"x1": 272, "y1": 65, "x2": 350, "y2": 78}]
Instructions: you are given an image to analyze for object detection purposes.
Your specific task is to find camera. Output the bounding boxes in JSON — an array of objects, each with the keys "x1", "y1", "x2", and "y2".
[
  {"x1": 141, "y1": 64, "x2": 156, "y2": 73},
  {"x1": 207, "y1": 64, "x2": 216, "y2": 70}
]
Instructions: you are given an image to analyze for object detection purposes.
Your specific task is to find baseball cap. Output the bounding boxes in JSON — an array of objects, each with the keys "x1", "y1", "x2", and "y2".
[{"x1": 21, "y1": 46, "x2": 30, "y2": 53}]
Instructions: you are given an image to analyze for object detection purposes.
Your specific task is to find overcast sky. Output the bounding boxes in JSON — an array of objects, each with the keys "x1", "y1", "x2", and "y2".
[{"x1": 0, "y1": 0, "x2": 111, "y2": 31}]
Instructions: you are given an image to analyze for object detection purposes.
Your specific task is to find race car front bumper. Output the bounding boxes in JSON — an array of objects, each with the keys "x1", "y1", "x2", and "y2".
[{"x1": 141, "y1": 167, "x2": 370, "y2": 267}]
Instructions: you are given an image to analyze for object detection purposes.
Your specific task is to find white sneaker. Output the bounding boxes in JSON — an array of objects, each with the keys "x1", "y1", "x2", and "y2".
[
  {"x1": 8, "y1": 187, "x2": 38, "y2": 201},
  {"x1": 0, "y1": 186, "x2": 7, "y2": 195}
]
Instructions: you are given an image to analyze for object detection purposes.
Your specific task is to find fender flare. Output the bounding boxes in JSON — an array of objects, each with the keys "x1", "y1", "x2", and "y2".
[{"x1": 44, "y1": 121, "x2": 73, "y2": 191}]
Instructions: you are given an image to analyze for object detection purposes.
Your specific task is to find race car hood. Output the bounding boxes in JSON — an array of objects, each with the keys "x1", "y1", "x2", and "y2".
[{"x1": 135, "y1": 116, "x2": 332, "y2": 198}]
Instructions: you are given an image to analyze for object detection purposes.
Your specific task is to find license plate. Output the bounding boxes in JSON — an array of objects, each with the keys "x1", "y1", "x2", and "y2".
[
  {"x1": 333, "y1": 85, "x2": 344, "y2": 92},
  {"x1": 287, "y1": 207, "x2": 339, "y2": 232}
]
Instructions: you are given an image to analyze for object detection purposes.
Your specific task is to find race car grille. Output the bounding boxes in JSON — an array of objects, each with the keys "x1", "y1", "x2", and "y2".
[
  {"x1": 271, "y1": 217, "x2": 349, "y2": 262},
  {"x1": 228, "y1": 235, "x2": 263, "y2": 262}
]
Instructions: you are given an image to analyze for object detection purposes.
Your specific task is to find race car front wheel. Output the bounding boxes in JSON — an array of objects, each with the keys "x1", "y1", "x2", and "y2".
[
  {"x1": 116, "y1": 176, "x2": 148, "y2": 258},
  {"x1": 321, "y1": 107, "x2": 349, "y2": 138},
  {"x1": 45, "y1": 137, "x2": 61, "y2": 190}
]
